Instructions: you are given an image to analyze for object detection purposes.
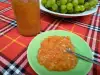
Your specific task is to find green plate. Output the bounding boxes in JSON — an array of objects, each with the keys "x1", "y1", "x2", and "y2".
[{"x1": 27, "y1": 30, "x2": 93, "y2": 75}]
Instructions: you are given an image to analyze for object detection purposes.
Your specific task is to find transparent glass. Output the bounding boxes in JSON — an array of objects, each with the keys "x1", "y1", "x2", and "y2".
[{"x1": 12, "y1": 0, "x2": 41, "y2": 36}]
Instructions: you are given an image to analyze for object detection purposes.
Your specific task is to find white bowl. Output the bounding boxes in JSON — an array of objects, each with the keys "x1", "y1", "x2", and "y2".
[{"x1": 40, "y1": 0, "x2": 98, "y2": 18}]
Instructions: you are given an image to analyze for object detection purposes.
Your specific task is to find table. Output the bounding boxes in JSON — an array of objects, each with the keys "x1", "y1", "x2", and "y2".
[{"x1": 0, "y1": 0, "x2": 100, "y2": 75}]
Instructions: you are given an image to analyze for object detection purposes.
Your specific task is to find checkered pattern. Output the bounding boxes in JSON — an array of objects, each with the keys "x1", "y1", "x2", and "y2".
[
  {"x1": 0, "y1": 15, "x2": 17, "y2": 36},
  {"x1": 0, "y1": 49, "x2": 31, "y2": 75},
  {"x1": 0, "y1": 0, "x2": 100, "y2": 75}
]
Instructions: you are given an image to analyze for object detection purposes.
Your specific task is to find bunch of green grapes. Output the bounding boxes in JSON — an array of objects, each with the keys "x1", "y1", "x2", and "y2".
[{"x1": 42, "y1": 0, "x2": 98, "y2": 14}]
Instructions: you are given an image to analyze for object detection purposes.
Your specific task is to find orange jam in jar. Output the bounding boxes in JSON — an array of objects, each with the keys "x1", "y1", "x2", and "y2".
[{"x1": 12, "y1": 0, "x2": 41, "y2": 36}]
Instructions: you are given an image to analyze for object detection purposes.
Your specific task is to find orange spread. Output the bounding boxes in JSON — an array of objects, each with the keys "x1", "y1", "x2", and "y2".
[{"x1": 37, "y1": 36, "x2": 77, "y2": 71}]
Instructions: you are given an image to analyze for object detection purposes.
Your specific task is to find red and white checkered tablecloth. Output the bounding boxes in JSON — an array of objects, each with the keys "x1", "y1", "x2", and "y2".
[{"x1": 0, "y1": 0, "x2": 100, "y2": 75}]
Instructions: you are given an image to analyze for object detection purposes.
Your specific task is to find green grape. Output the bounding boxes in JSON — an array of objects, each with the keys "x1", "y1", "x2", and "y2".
[
  {"x1": 72, "y1": 0, "x2": 78, "y2": 6},
  {"x1": 61, "y1": 5, "x2": 66, "y2": 10},
  {"x1": 57, "y1": 0, "x2": 61, "y2": 6},
  {"x1": 45, "y1": 1, "x2": 52, "y2": 8},
  {"x1": 89, "y1": 1, "x2": 95, "y2": 7},
  {"x1": 42, "y1": 0, "x2": 47, "y2": 5},
  {"x1": 60, "y1": 0, "x2": 68, "y2": 5},
  {"x1": 68, "y1": 8, "x2": 74, "y2": 13},
  {"x1": 74, "y1": 5, "x2": 81, "y2": 12},
  {"x1": 94, "y1": 0, "x2": 98, "y2": 5},
  {"x1": 61, "y1": 9, "x2": 67, "y2": 13},
  {"x1": 89, "y1": 0, "x2": 97, "y2": 8},
  {"x1": 60, "y1": 5, "x2": 67, "y2": 13},
  {"x1": 66, "y1": 3, "x2": 73, "y2": 10},
  {"x1": 50, "y1": 0, "x2": 56, "y2": 5},
  {"x1": 80, "y1": 5, "x2": 85, "y2": 11},
  {"x1": 67, "y1": 0, "x2": 72, "y2": 3},
  {"x1": 78, "y1": 0, "x2": 84, "y2": 4},
  {"x1": 52, "y1": 4, "x2": 58, "y2": 11},
  {"x1": 84, "y1": 2, "x2": 91, "y2": 10},
  {"x1": 45, "y1": 0, "x2": 56, "y2": 8}
]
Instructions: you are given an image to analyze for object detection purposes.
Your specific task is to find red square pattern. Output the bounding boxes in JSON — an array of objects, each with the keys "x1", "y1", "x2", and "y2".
[
  {"x1": 75, "y1": 15, "x2": 92, "y2": 24},
  {"x1": 0, "y1": 3, "x2": 10, "y2": 10},
  {"x1": 41, "y1": 14, "x2": 55, "y2": 24},
  {"x1": 97, "y1": 32, "x2": 100, "y2": 41},
  {"x1": 89, "y1": 39, "x2": 94, "y2": 49},
  {"x1": 57, "y1": 20, "x2": 75, "y2": 31},
  {"x1": 0, "y1": 36, "x2": 12, "y2": 51},
  {"x1": 2, "y1": 42, "x2": 24, "y2": 60},
  {"x1": 41, "y1": 20, "x2": 50, "y2": 31},
  {"x1": 3, "y1": 9, "x2": 15, "y2": 19},
  {"x1": 56, "y1": 26, "x2": 71, "y2": 32},
  {"x1": 87, "y1": 39, "x2": 100, "y2": 51},
  {"x1": 6, "y1": 28, "x2": 20, "y2": 39},
  {"x1": 73, "y1": 25, "x2": 88, "y2": 36},
  {"x1": 98, "y1": 41, "x2": 100, "y2": 52},
  {"x1": 17, "y1": 36, "x2": 33, "y2": 46},
  {"x1": 41, "y1": 15, "x2": 55, "y2": 31},
  {"x1": 97, "y1": 66, "x2": 100, "y2": 75},
  {"x1": 56, "y1": 25, "x2": 85, "y2": 39},
  {"x1": 0, "y1": 21, "x2": 7, "y2": 29}
]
